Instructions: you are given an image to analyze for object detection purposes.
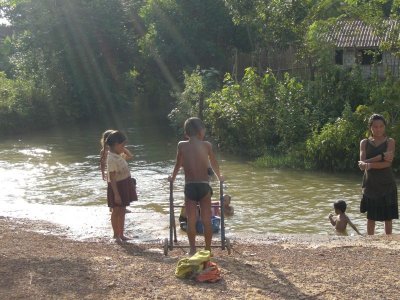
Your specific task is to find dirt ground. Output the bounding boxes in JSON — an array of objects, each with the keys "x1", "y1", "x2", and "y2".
[{"x1": 0, "y1": 216, "x2": 399, "y2": 300}]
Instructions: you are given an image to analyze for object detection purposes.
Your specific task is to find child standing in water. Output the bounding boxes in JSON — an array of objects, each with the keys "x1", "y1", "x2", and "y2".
[
  {"x1": 328, "y1": 200, "x2": 361, "y2": 235},
  {"x1": 358, "y1": 114, "x2": 398, "y2": 235},
  {"x1": 100, "y1": 129, "x2": 134, "y2": 213},
  {"x1": 168, "y1": 117, "x2": 223, "y2": 255},
  {"x1": 104, "y1": 130, "x2": 136, "y2": 242}
]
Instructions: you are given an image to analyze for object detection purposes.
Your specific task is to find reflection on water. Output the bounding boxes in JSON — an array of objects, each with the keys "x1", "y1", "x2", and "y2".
[{"x1": 0, "y1": 112, "x2": 399, "y2": 241}]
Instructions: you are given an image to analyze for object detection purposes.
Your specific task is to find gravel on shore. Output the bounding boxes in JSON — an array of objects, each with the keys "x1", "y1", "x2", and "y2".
[{"x1": 1, "y1": 216, "x2": 399, "y2": 299}]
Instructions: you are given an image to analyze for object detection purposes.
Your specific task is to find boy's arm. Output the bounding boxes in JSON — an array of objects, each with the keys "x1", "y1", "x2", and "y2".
[
  {"x1": 169, "y1": 143, "x2": 183, "y2": 182},
  {"x1": 346, "y1": 216, "x2": 362, "y2": 235},
  {"x1": 328, "y1": 213, "x2": 336, "y2": 226},
  {"x1": 207, "y1": 142, "x2": 223, "y2": 182}
]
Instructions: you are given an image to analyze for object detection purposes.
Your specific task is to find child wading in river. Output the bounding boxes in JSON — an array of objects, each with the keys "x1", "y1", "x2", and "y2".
[
  {"x1": 100, "y1": 130, "x2": 133, "y2": 214},
  {"x1": 104, "y1": 130, "x2": 137, "y2": 242},
  {"x1": 168, "y1": 117, "x2": 223, "y2": 255},
  {"x1": 329, "y1": 200, "x2": 361, "y2": 235}
]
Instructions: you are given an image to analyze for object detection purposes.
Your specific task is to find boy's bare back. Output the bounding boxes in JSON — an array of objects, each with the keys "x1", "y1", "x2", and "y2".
[
  {"x1": 177, "y1": 138, "x2": 220, "y2": 182},
  {"x1": 334, "y1": 214, "x2": 349, "y2": 232},
  {"x1": 178, "y1": 139, "x2": 210, "y2": 182},
  {"x1": 169, "y1": 117, "x2": 222, "y2": 184}
]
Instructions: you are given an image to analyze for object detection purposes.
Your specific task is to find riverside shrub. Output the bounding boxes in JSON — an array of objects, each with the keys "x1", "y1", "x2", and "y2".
[{"x1": 206, "y1": 68, "x2": 278, "y2": 156}]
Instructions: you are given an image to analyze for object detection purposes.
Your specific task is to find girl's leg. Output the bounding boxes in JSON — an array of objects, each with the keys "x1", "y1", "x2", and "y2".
[
  {"x1": 367, "y1": 219, "x2": 375, "y2": 235},
  {"x1": 185, "y1": 199, "x2": 198, "y2": 255},
  {"x1": 113, "y1": 207, "x2": 124, "y2": 238},
  {"x1": 121, "y1": 207, "x2": 129, "y2": 239},
  {"x1": 111, "y1": 208, "x2": 118, "y2": 238},
  {"x1": 119, "y1": 207, "x2": 126, "y2": 238},
  {"x1": 199, "y1": 193, "x2": 212, "y2": 252},
  {"x1": 384, "y1": 220, "x2": 392, "y2": 234}
]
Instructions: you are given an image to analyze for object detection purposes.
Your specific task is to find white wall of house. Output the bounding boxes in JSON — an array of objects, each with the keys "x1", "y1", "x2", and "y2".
[
  {"x1": 342, "y1": 48, "x2": 399, "y2": 78},
  {"x1": 343, "y1": 49, "x2": 356, "y2": 66}
]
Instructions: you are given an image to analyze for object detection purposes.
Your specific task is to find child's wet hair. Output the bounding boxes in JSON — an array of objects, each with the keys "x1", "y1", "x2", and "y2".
[
  {"x1": 184, "y1": 117, "x2": 205, "y2": 137},
  {"x1": 334, "y1": 200, "x2": 347, "y2": 213},
  {"x1": 105, "y1": 130, "x2": 127, "y2": 147}
]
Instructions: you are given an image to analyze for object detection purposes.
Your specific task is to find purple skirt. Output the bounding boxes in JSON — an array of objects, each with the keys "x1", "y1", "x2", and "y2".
[{"x1": 107, "y1": 177, "x2": 138, "y2": 207}]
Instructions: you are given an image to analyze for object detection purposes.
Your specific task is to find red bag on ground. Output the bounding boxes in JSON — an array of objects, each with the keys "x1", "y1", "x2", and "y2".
[{"x1": 195, "y1": 261, "x2": 222, "y2": 283}]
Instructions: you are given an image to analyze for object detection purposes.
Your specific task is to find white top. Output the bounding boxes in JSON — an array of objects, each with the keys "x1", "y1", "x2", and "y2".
[{"x1": 107, "y1": 152, "x2": 131, "y2": 182}]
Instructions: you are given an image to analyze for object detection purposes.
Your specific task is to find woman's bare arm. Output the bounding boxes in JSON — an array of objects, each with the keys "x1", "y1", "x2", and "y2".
[{"x1": 359, "y1": 138, "x2": 394, "y2": 170}]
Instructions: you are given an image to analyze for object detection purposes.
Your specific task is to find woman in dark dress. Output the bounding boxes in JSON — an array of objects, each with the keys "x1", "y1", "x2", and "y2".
[{"x1": 358, "y1": 114, "x2": 398, "y2": 235}]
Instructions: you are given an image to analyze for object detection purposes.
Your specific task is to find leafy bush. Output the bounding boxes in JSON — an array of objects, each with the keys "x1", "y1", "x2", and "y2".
[
  {"x1": 305, "y1": 104, "x2": 366, "y2": 171},
  {"x1": 206, "y1": 68, "x2": 278, "y2": 156},
  {"x1": 168, "y1": 67, "x2": 220, "y2": 134},
  {"x1": 0, "y1": 72, "x2": 51, "y2": 134},
  {"x1": 275, "y1": 74, "x2": 310, "y2": 151},
  {"x1": 368, "y1": 72, "x2": 400, "y2": 126}
]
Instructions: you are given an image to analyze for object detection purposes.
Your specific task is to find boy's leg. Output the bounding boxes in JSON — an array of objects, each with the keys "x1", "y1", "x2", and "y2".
[
  {"x1": 185, "y1": 199, "x2": 198, "y2": 255},
  {"x1": 199, "y1": 193, "x2": 212, "y2": 251}
]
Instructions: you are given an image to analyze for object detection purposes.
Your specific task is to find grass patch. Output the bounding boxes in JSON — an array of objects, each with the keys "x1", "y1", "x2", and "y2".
[{"x1": 253, "y1": 152, "x2": 307, "y2": 169}]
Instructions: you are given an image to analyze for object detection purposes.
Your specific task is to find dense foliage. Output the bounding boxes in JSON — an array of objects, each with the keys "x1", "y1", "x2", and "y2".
[
  {"x1": 0, "y1": 0, "x2": 399, "y2": 171},
  {"x1": 1, "y1": 0, "x2": 138, "y2": 127}
]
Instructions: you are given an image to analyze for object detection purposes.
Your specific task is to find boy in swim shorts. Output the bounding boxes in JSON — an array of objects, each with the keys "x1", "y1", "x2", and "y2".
[{"x1": 168, "y1": 117, "x2": 223, "y2": 255}]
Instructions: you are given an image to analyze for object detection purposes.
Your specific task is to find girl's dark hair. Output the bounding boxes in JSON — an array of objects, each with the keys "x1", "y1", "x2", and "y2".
[
  {"x1": 334, "y1": 200, "x2": 347, "y2": 213},
  {"x1": 368, "y1": 114, "x2": 387, "y2": 128},
  {"x1": 100, "y1": 129, "x2": 115, "y2": 147},
  {"x1": 100, "y1": 129, "x2": 116, "y2": 169},
  {"x1": 105, "y1": 130, "x2": 127, "y2": 147}
]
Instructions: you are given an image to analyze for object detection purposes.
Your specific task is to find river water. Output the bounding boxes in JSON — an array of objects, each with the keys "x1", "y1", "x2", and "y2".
[{"x1": 1, "y1": 111, "x2": 399, "y2": 242}]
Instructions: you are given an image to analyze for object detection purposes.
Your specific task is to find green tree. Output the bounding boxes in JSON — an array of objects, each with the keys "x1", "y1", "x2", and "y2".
[
  {"x1": 275, "y1": 73, "x2": 310, "y2": 151},
  {"x1": 138, "y1": 0, "x2": 247, "y2": 78},
  {"x1": 368, "y1": 73, "x2": 400, "y2": 125},
  {"x1": 2, "y1": 0, "x2": 138, "y2": 123},
  {"x1": 168, "y1": 66, "x2": 220, "y2": 132},
  {"x1": 206, "y1": 67, "x2": 278, "y2": 156},
  {"x1": 305, "y1": 104, "x2": 364, "y2": 171}
]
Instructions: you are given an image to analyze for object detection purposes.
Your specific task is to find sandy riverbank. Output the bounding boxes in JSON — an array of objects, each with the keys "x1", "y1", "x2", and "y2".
[{"x1": 0, "y1": 216, "x2": 399, "y2": 299}]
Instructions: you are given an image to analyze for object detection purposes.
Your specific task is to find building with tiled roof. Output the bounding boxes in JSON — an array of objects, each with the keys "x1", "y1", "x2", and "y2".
[{"x1": 327, "y1": 20, "x2": 399, "y2": 78}]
